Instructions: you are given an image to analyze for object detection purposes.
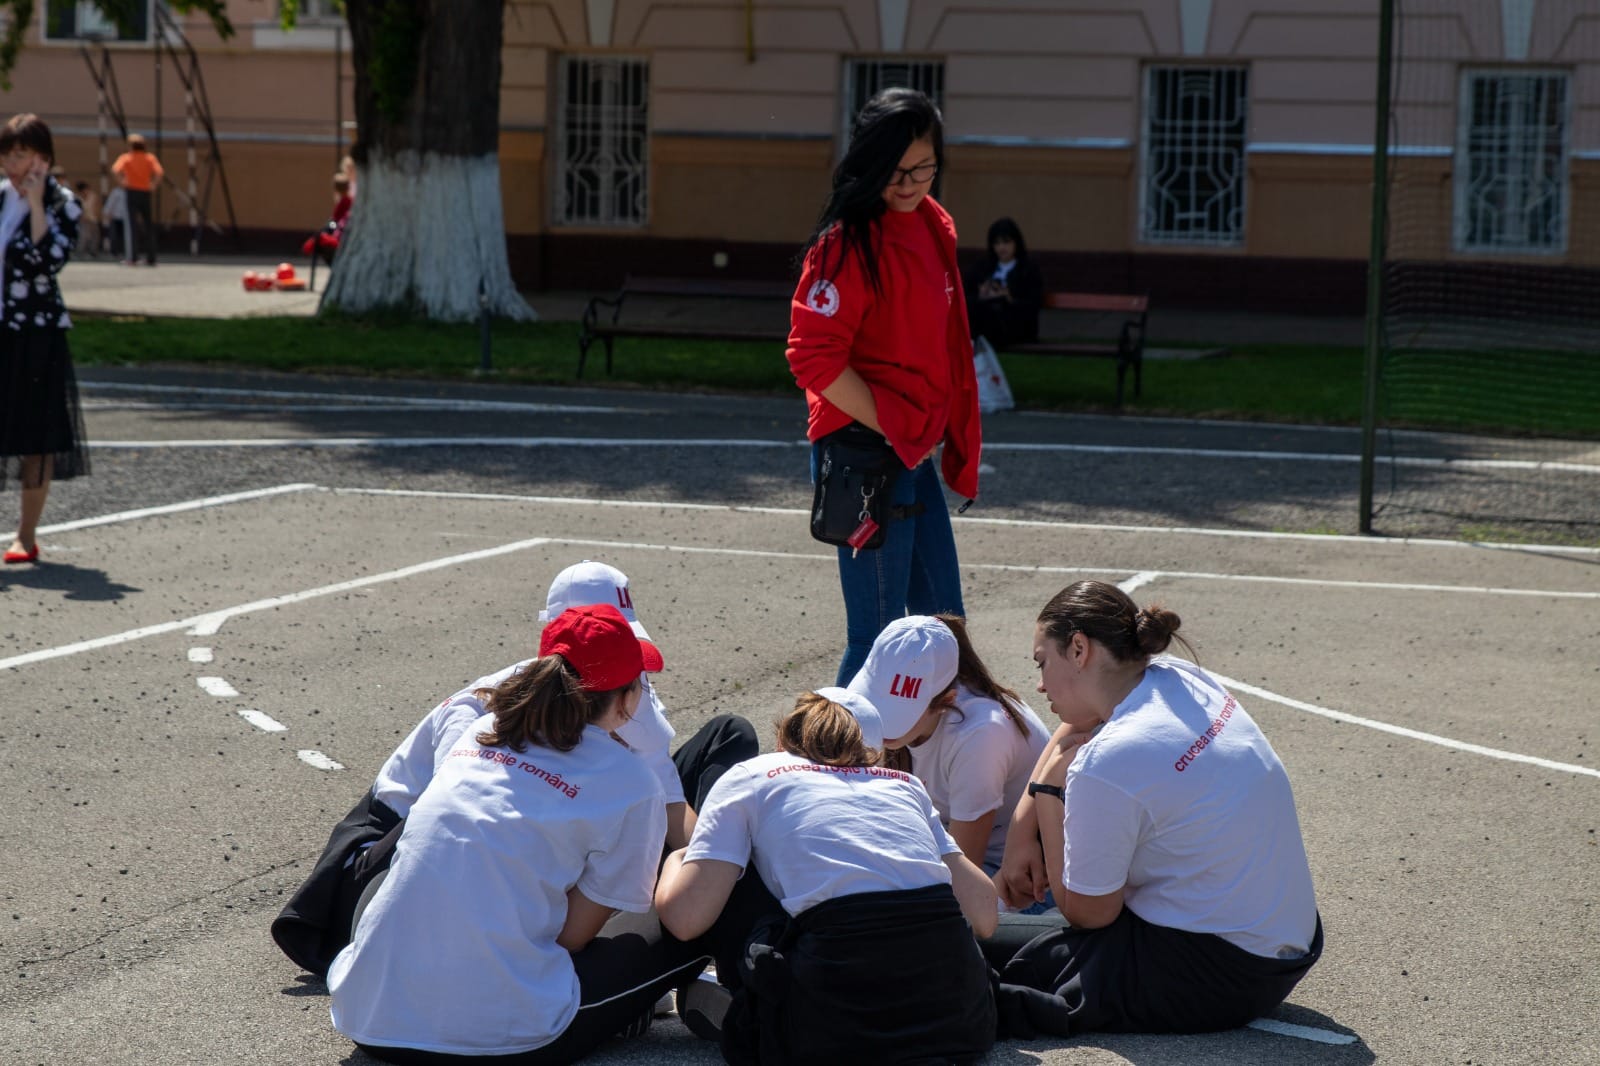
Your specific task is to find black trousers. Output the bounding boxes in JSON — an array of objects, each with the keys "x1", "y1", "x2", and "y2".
[
  {"x1": 995, "y1": 907, "x2": 1325, "y2": 1038},
  {"x1": 124, "y1": 188, "x2": 156, "y2": 264}
]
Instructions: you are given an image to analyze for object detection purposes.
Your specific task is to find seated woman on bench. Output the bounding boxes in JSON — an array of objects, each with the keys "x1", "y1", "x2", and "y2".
[{"x1": 964, "y1": 216, "x2": 1043, "y2": 350}]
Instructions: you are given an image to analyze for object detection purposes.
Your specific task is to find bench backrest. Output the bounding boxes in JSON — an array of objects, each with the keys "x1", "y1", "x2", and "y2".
[
  {"x1": 623, "y1": 275, "x2": 793, "y2": 300},
  {"x1": 1043, "y1": 292, "x2": 1148, "y2": 314}
]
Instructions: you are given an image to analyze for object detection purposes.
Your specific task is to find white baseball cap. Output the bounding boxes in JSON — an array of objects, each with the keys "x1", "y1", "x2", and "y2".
[
  {"x1": 846, "y1": 616, "x2": 959, "y2": 742},
  {"x1": 814, "y1": 686, "x2": 883, "y2": 750},
  {"x1": 540, "y1": 560, "x2": 650, "y2": 640}
]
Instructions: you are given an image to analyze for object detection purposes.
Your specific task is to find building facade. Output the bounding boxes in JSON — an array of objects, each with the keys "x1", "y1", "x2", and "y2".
[{"x1": 8, "y1": 0, "x2": 1598, "y2": 310}]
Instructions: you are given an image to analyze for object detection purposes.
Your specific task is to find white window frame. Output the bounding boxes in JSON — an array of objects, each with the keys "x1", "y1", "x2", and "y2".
[
  {"x1": 841, "y1": 58, "x2": 945, "y2": 145},
  {"x1": 1138, "y1": 65, "x2": 1249, "y2": 247},
  {"x1": 1453, "y1": 68, "x2": 1570, "y2": 255},
  {"x1": 554, "y1": 54, "x2": 651, "y2": 229}
]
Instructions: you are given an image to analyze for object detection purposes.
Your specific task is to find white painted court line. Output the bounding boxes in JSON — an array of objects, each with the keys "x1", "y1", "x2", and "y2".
[
  {"x1": 95, "y1": 437, "x2": 803, "y2": 449},
  {"x1": 2, "y1": 483, "x2": 318, "y2": 542},
  {"x1": 1247, "y1": 1018, "x2": 1357, "y2": 1045},
  {"x1": 238, "y1": 709, "x2": 287, "y2": 733},
  {"x1": 187, "y1": 647, "x2": 213, "y2": 664},
  {"x1": 336, "y1": 487, "x2": 1600, "y2": 557},
  {"x1": 81, "y1": 381, "x2": 619, "y2": 414},
  {"x1": 0, "y1": 536, "x2": 552, "y2": 672},
  {"x1": 86, "y1": 434, "x2": 1600, "y2": 477},
  {"x1": 1214, "y1": 672, "x2": 1600, "y2": 781},
  {"x1": 1119, "y1": 571, "x2": 1160, "y2": 594},
  {"x1": 197, "y1": 676, "x2": 239, "y2": 698},
  {"x1": 297, "y1": 750, "x2": 345, "y2": 771}
]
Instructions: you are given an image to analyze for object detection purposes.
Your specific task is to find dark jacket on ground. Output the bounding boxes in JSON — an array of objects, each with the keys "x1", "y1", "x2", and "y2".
[
  {"x1": 722, "y1": 883, "x2": 996, "y2": 1065},
  {"x1": 271, "y1": 791, "x2": 402, "y2": 977}
]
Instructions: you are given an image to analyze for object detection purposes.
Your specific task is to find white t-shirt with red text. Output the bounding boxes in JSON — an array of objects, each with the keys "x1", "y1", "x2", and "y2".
[
  {"x1": 908, "y1": 685, "x2": 1051, "y2": 870},
  {"x1": 329, "y1": 721, "x2": 665, "y2": 1055},
  {"x1": 372, "y1": 660, "x2": 683, "y2": 818},
  {"x1": 685, "y1": 750, "x2": 960, "y2": 916},
  {"x1": 1059, "y1": 656, "x2": 1318, "y2": 959}
]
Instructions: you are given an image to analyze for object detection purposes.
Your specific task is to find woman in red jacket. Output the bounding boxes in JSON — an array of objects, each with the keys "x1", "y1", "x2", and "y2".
[{"x1": 786, "y1": 88, "x2": 981, "y2": 684}]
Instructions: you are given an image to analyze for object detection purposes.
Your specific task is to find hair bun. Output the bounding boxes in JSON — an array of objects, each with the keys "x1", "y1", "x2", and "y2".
[{"x1": 1133, "y1": 605, "x2": 1181, "y2": 657}]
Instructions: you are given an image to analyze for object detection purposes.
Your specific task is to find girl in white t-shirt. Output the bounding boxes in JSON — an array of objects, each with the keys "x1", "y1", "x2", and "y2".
[
  {"x1": 654, "y1": 689, "x2": 998, "y2": 1063},
  {"x1": 875, "y1": 613, "x2": 1051, "y2": 875},
  {"x1": 991, "y1": 580, "x2": 1322, "y2": 1038},
  {"x1": 328, "y1": 604, "x2": 711, "y2": 1065}
]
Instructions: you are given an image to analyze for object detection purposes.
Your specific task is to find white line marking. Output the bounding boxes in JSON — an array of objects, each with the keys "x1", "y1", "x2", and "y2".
[
  {"x1": 336, "y1": 487, "x2": 1600, "y2": 556},
  {"x1": 1215, "y1": 672, "x2": 1600, "y2": 781},
  {"x1": 238, "y1": 709, "x2": 287, "y2": 733},
  {"x1": 297, "y1": 750, "x2": 345, "y2": 771},
  {"x1": 188, "y1": 615, "x2": 226, "y2": 637},
  {"x1": 1247, "y1": 1018, "x2": 1357, "y2": 1045},
  {"x1": 94, "y1": 437, "x2": 804, "y2": 449},
  {"x1": 197, "y1": 676, "x2": 239, "y2": 698},
  {"x1": 187, "y1": 647, "x2": 213, "y2": 664},
  {"x1": 83, "y1": 435, "x2": 1600, "y2": 477},
  {"x1": 3, "y1": 483, "x2": 318, "y2": 542},
  {"x1": 82, "y1": 381, "x2": 618, "y2": 414},
  {"x1": 982, "y1": 441, "x2": 1600, "y2": 476},
  {"x1": 0, "y1": 537, "x2": 552, "y2": 672},
  {"x1": 1119, "y1": 571, "x2": 1160, "y2": 594}
]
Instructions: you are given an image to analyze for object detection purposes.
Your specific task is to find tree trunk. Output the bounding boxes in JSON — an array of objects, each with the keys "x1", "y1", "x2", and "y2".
[{"x1": 323, "y1": 0, "x2": 533, "y2": 321}]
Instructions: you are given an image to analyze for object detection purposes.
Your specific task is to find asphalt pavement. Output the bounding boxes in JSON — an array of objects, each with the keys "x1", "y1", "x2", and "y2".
[{"x1": 2, "y1": 368, "x2": 1597, "y2": 1066}]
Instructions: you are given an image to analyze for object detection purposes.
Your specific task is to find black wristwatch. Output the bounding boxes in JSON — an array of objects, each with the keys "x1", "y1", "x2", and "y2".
[{"x1": 1027, "y1": 781, "x2": 1064, "y2": 801}]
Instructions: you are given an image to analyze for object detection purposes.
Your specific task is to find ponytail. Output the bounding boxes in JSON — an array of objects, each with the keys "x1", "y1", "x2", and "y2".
[{"x1": 476, "y1": 656, "x2": 634, "y2": 753}]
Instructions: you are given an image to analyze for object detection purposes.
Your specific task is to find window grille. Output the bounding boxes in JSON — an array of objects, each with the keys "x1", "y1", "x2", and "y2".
[
  {"x1": 1454, "y1": 71, "x2": 1569, "y2": 255},
  {"x1": 842, "y1": 59, "x2": 945, "y2": 142},
  {"x1": 1139, "y1": 67, "x2": 1248, "y2": 246},
  {"x1": 555, "y1": 56, "x2": 650, "y2": 228}
]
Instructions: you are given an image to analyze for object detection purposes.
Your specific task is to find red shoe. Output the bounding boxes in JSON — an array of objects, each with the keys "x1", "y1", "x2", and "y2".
[{"x1": 3, "y1": 544, "x2": 39, "y2": 564}]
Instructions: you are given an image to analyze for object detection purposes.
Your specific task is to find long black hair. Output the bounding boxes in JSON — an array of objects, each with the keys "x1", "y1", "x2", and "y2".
[
  {"x1": 978, "y1": 217, "x2": 1029, "y2": 274},
  {"x1": 800, "y1": 87, "x2": 945, "y2": 293}
]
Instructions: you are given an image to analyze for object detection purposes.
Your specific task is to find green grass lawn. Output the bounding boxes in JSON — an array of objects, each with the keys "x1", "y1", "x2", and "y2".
[{"x1": 68, "y1": 314, "x2": 1599, "y2": 437}]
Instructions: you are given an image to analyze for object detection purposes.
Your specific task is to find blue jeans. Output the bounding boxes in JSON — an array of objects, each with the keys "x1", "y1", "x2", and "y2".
[{"x1": 812, "y1": 443, "x2": 965, "y2": 685}]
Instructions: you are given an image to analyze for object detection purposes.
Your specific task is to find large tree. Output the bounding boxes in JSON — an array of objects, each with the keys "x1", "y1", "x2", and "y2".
[
  {"x1": 323, "y1": 0, "x2": 533, "y2": 320},
  {"x1": 3, "y1": 0, "x2": 531, "y2": 322}
]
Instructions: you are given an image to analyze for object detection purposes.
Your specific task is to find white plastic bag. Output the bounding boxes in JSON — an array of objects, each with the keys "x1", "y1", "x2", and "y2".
[{"x1": 973, "y1": 335, "x2": 1015, "y2": 413}]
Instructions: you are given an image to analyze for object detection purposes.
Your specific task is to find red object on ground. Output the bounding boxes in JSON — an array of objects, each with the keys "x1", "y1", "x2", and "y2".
[
  {"x1": 276, "y1": 262, "x2": 297, "y2": 282},
  {"x1": 242, "y1": 270, "x2": 259, "y2": 291}
]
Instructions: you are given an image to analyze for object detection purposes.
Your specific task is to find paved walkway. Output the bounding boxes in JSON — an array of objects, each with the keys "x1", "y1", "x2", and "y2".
[{"x1": 60, "y1": 253, "x2": 1365, "y2": 349}]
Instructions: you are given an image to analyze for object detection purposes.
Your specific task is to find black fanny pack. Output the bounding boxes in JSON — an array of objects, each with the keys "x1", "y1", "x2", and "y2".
[{"x1": 810, "y1": 423, "x2": 916, "y2": 552}]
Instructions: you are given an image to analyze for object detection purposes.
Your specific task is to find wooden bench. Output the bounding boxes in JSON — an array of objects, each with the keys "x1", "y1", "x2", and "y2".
[
  {"x1": 1009, "y1": 292, "x2": 1149, "y2": 406},
  {"x1": 577, "y1": 275, "x2": 791, "y2": 377}
]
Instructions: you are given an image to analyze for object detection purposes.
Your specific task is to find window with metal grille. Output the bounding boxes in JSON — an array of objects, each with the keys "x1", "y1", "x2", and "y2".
[
  {"x1": 1454, "y1": 71, "x2": 1569, "y2": 254},
  {"x1": 842, "y1": 59, "x2": 945, "y2": 142},
  {"x1": 1139, "y1": 67, "x2": 1248, "y2": 246},
  {"x1": 555, "y1": 56, "x2": 649, "y2": 228}
]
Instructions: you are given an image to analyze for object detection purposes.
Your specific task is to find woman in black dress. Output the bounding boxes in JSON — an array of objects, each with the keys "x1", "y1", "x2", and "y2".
[{"x1": 0, "y1": 114, "x2": 88, "y2": 564}]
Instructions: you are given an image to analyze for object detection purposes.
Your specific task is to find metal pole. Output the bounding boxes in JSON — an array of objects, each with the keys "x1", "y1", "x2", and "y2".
[
  {"x1": 154, "y1": 24, "x2": 163, "y2": 254},
  {"x1": 478, "y1": 279, "x2": 494, "y2": 375},
  {"x1": 1358, "y1": 0, "x2": 1395, "y2": 535},
  {"x1": 335, "y1": 21, "x2": 344, "y2": 168},
  {"x1": 186, "y1": 83, "x2": 198, "y2": 255}
]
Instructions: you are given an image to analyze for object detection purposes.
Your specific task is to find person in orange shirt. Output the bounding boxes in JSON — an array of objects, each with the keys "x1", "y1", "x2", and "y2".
[{"x1": 110, "y1": 133, "x2": 163, "y2": 265}]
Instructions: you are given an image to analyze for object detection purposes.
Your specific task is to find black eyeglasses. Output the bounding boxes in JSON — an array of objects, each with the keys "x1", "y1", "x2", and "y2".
[{"x1": 889, "y1": 162, "x2": 938, "y2": 187}]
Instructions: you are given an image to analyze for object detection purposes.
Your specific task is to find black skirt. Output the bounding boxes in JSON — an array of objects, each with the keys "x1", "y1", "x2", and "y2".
[{"x1": 0, "y1": 326, "x2": 90, "y2": 489}]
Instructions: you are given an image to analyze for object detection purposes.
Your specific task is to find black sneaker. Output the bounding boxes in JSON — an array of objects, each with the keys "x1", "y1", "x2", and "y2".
[{"x1": 677, "y1": 977, "x2": 732, "y2": 1042}]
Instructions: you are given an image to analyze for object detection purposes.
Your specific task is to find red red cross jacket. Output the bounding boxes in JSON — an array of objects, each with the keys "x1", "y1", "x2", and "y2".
[{"x1": 785, "y1": 196, "x2": 982, "y2": 501}]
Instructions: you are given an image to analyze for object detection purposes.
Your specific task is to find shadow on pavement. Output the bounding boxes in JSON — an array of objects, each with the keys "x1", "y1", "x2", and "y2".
[{"x1": 0, "y1": 560, "x2": 142, "y2": 602}]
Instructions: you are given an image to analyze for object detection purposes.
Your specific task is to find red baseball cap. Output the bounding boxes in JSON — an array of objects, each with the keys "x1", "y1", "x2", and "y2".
[{"x1": 538, "y1": 603, "x2": 664, "y2": 691}]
